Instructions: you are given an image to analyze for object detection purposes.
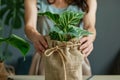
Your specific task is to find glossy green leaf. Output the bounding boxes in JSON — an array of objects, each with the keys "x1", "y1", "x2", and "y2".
[
  {"x1": 38, "y1": 11, "x2": 60, "y2": 24},
  {"x1": 4, "y1": 10, "x2": 12, "y2": 25},
  {"x1": 68, "y1": 25, "x2": 92, "y2": 38},
  {"x1": 7, "y1": 34, "x2": 30, "y2": 56},
  {"x1": 0, "y1": 0, "x2": 24, "y2": 29},
  {"x1": 0, "y1": 7, "x2": 8, "y2": 19},
  {"x1": 12, "y1": 14, "x2": 22, "y2": 29},
  {"x1": 0, "y1": 34, "x2": 30, "y2": 56},
  {"x1": 59, "y1": 11, "x2": 84, "y2": 28}
]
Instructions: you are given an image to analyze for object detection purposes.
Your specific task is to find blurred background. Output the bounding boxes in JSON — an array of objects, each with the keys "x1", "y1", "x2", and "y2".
[{"x1": 0, "y1": 0, "x2": 120, "y2": 75}]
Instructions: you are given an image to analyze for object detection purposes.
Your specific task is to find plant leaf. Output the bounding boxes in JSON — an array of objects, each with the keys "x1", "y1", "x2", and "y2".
[
  {"x1": 7, "y1": 34, "x2": 30, "y2": 56},
  {"x1": 4, "y1": 10, "x2": 13, "y2": 25},
  {"x1": 0, "y1": 34, "x2": 30, "y2": 56},
  {"x1": 59, "y1": 11, "x2": 84, "y2": 28},
  {"x1": 1, "y1": 0, "x2": 24, "y2": 29},
  {"x1": 50, "y1": 26, "x2": 63, "y2": 34},
  {"x1": 12, "y1": 13, "x2": 22, "y2": 29},
  {"x1": 38, "y1": 11, "x2": 60, "y2": 24},
  {"x1": 0, "y1": 7, "x2": 8, "y2": 19},
  {"x1": 68, "y1": 25, "x2": 92, "y2": 37}
]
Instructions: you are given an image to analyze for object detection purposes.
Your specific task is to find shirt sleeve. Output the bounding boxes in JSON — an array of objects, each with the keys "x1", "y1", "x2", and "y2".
[
  {"x1": 37, "y1": 0, "x2": 42, "y2": 10},
  {"x1": 37, "y1": 0, "x2": 48, "y2": 12}
]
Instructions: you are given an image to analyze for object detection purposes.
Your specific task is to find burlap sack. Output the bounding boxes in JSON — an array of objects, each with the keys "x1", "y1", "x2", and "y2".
[
  {"x1": 0, "y1": 62, "x2": 8, "y2": 80},
  {"x1": 0, "y1": 62, "x2": 15, "y2": 80},
  {"x1": 43, "y1": 36, "x2": 84, "y2": 80}
]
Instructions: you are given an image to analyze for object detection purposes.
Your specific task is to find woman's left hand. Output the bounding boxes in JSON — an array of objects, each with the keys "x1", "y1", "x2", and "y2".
[
  {"x1": 80, "y1": 12, "x2": 96, "y2": 57},
  {"x1": 79, "y1": 35, "x2": 94, "y2": 57}
]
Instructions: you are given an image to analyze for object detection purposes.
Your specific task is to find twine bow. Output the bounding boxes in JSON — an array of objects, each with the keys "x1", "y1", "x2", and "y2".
[{"x1": 44, "y1": 46, "x2": 67, "y2": 80}]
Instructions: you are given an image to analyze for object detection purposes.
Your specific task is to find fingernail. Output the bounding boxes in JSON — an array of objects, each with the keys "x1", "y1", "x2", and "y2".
[{"x1": 80, "y1": 47, "x2": 82, "y2": 50}]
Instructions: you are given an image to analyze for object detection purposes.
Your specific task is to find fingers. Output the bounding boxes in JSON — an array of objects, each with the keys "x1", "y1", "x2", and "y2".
[
  {"x1": 33, "y1": 35, "x2": 48, "y2": 54},
  {"x1": 34, "y1": 41, "x2": 45, "y2": 53},
  {"x1": 80, "y1": 36, "x2": 94, "y2": 57},
  {"x1": 80, "y1": 37, "x2": 91, "y2": 50},
  {"x1": 80, "y1": 37, "x2": 88, "y2": 44},
  {"x1": 39, "y1": 35, "x2": 48, "y2": 48},
  {"x1": 86, "y1": 45, "x2": 93, "y2": 57},
  {"x1": 82, "y1": 43, "x2": 93, "y2": 57}
]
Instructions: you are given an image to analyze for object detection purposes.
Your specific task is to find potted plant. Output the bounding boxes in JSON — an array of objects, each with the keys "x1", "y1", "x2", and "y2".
[
  {"x1": 0, "y1": 0, "x2": 30, "y2": 79},
  {"x1": 38, "y1": 11, "x2": 92, "y2": 80}
]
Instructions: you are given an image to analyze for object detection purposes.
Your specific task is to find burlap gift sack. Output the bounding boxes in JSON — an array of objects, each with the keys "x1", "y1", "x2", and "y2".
[
  {"x1": 43, "y1": 36, "x2": 84, "y2": 80},
  {"x1": 0, "y1": 62, "x2": 15, "y2": 80},
  {"x1": 29, "y1": 51, "x2": 91, "y2": 76},
  {"x1": 0, "y1": 62, "x2": 8, "y2": 80}
]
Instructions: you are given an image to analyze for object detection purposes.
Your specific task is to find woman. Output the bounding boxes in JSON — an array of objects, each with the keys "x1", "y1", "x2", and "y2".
[{"x1": 24, "y1": 0, "x2": 97, "y2": 75}]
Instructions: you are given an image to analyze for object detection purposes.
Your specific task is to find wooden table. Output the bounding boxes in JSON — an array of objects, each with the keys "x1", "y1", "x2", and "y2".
[
  {"x1": 90, "y1": 75, "x2": 120, "y2": 80},
  {"x1": 9, "y1": 75, "x2": 90, "y2": 80},
  {"x1": 9, "y1": 75, "x2": 120, "y2": 80}
]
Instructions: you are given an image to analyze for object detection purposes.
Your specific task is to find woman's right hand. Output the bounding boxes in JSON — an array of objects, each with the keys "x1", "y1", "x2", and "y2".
[
  {"x1": 24, "y1": 0, "x2": 48, "y2": 54},
  {"x1": 31, "y1": 32, "x2": 48, "y2": 54}
]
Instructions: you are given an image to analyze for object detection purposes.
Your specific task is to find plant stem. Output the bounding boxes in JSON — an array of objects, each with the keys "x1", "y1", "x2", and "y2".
[
  {"x1": 3, "y1": 8, "x2": 14, "y2": 57},
  {"x1": 3, "y1": 26, "x2": 13, "y2": 58},
  {"x1": 58, "y1": 33, "x2": 62, "y2": 41},
  {"x1": 3, "y1": 0, "x2": 16, "y2": 58},
  {"x1": 0, "y1": 26, "x2": 3, "y2": 58},
  {"x1": 0, "y1": 0, "x2": 4, "y2": 60}
]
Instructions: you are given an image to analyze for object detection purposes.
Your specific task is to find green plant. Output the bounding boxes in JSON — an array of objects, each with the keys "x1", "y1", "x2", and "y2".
[
  {"x1": 0, "y1": 0, "x2": 30, "y2": 61},
  {"x1": 0, "y1": 34, "x2": 30, "y2": 61},
  {"x1": 0, "y1": 0, "x2": 24, "y2": 29},
  {"x1": 38, "y1": 11, "x2": 92, "y2": 41}
]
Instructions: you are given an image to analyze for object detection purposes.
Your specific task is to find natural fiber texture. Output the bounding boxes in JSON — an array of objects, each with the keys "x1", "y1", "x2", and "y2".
[
  {"x1": 29, "y1": 53, "x2": 91, "y2": 76},
  {"x1": 29, "y1": 38, "x2": 92, "y2": 77},
  {"x1": 0, "y1": 62, "x2": 8, "y2": 80},
  {"x1": 0, "y1": 62, "x2": 15, "y2": 80},
  {"x1": 43, "y1": 36, "x2": 83, "y2": 80}
]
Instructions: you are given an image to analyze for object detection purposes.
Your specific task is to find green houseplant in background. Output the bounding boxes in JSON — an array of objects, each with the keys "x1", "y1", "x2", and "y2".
[
  {"x1": 0, "y1": 0, "x2": 30, "y2": 78},
  {"x1": 0, "y1": 1, "x2": 30, "y2": 77},
  {"x1": 0, "y1": 0, "x2": 30, "y2": 61}
]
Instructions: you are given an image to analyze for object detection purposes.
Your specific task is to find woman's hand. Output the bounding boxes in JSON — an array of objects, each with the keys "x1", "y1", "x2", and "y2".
[
  {"x1": 80, "y1": 6, "x2": 97, "y2": 57},
  {"x1": 31, "y1": 32, "x2": 48, "y2": 54},
  {"x1": 24, "y1": 0, "x2": 48, "y2": 54},
  {"x1": 80, "y1": 35, "x2": 94, "y2": 57}
]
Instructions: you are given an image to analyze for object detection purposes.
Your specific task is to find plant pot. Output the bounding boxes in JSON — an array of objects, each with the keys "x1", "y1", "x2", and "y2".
[{"x1": 0, "y1": 61, "x2": 8, "y2": 80}]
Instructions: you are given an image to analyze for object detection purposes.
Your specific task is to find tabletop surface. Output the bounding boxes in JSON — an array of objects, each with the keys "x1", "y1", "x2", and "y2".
[
  {"x1": 9, "y1": 75, "x2": 90, "y2": 80},
  {"x1": 9, "y1": 75, "x2": 120, "y2": 80},
  {"x1": 90, "y1": 75, "x2": 120, "y2": 80}
]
